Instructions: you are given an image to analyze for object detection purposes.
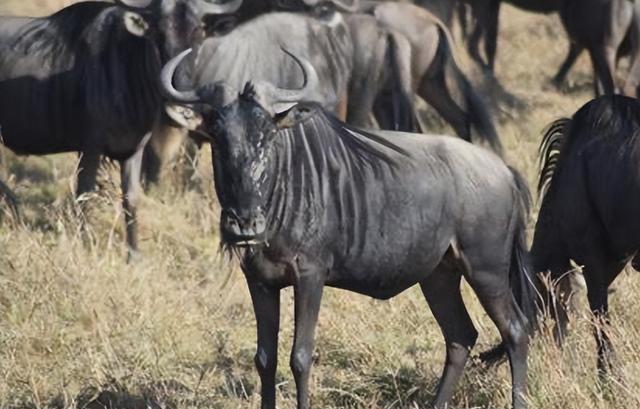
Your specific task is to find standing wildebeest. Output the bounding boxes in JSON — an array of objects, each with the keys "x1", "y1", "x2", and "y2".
[
  {"x1": 0, "y1": 0, "x2": 242, "y2": 259},
  {"x1": 162, "y1": 49, "x2": 536, "y2": 409},
  {"x1": 360, "y1": 1, "x2": 502, "y2": 153},
  {"x1": 460, "y1": 0, "x2": 561, "y2": 74},
  {"x1": 558, "y1": 0, "x2": 637, "y2": 95},
  {"x1": 534, "y1": 95, "x2": 640, "y2": 375}
]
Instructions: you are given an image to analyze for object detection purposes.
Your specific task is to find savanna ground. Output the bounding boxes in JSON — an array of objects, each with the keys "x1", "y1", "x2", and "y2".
[{"x1": 1, "y1": 1, "x2": 639, "y2": 408}]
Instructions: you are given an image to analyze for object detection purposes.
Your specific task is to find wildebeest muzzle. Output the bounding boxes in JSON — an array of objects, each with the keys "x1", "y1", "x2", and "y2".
[{"x1": 221, "y1": 207, "x2": 267, "y2": 246}]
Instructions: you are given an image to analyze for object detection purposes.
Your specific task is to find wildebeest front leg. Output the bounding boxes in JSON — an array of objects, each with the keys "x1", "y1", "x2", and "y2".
[
  {"x1": 247, "y1": 279, "x2": 281, "y2": 409},
  {"x1": 291, "y1": 267, "x2": 324, "y2": 409},
  {"x1": 120, "y1": 147, "x2": 144, "y2": 262},
  {"x1": 77, "y1": 152, "x2": 101, "y2": 198},
  {"x1": 582, "y1": 259, "x2": 625, "y2": 377},
  {"x1": 420, "y1": 267, "x2": 478, "y2": 408}
]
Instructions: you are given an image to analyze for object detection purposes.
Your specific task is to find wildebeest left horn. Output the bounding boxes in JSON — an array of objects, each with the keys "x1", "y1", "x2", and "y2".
[
  {"x1": 161, "y1": 49, "x2": 201, "y2": 103},
  {"x1": 259, "y1": 49, "x2": 320, "y2": 109},
  {"x1": 302, "y1": 0, "x2": 359, "y2": 13},
  {"x1": 198, "y1": 0, "x2": 244, "y2": 15},
  {"x1": 114, "y1": 0, "x2": 158, "y2": 9}
]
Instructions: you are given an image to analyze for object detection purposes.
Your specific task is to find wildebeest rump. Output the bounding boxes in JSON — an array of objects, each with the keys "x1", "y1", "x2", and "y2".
[
  {"x1": 0, "y1": 0, "x2": 241, "y2": 259},
  {"x1": 162, "y1": 49, "x2": 536, "y2": 409},
  {"x1": 365, "y1": 2, "x2": 502, "y2": 153},
  {"x1": 533, "y1": 95, "x2": 640, "y2": 375}
]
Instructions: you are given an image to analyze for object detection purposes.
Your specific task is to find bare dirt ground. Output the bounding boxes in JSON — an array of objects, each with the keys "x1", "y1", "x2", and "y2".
[{"x1": 2, "y1": 2, "x2": 639, "y2": 409}]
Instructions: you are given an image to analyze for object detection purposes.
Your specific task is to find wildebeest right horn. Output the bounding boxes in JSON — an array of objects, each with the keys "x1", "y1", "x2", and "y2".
[
  {"x1": 114, "y1": 0, "x2": 157, "y2": 9},
  {"x1": 259, "y1": 49, "x2": 320, "y2": 110},
  {"x1": 161, "y1": 49, "x2": 201, "y2": 103},
  {"x1": 198, "y1": 0, "x2": 244, "y2": 15},
  {"x1": 303, "y1": 0, "x2": 359, "y2": 12}
]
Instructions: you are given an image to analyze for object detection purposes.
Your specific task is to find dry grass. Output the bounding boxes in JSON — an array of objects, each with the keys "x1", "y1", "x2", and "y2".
[{"x1": 1, "y1": 2, "x2": 640, "y2": 409}]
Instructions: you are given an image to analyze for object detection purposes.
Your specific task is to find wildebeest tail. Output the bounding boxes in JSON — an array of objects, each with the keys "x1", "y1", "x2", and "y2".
[
  {"x1": 480, "y1": 167, "x2": 537, "y2": 366},
  {"x1": 439, "y1": 28, "x2": 503, "y2": 155},
  {"x1": 385, "y1": 31, "x2": 421, "y2": 132}
]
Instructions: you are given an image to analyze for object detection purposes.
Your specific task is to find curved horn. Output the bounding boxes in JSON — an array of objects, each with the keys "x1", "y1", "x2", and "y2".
[
  {"x1": 261, "y1": 48, "x2": 320, "y2": 107},
  {"x1": 160, "y1": 49, "x2": 201, "y2": 103},
  {"x1": 302, "y1": 0, "x2": 359, "y2": 13},
  {"x1": 198, "y1": 0, "x2": 244, "y2": 15},
  {"x1": 114, "y1": 0, "x2": 157, "y2": 9},
  {"x1": 330, "y1": 0, "x2": 359, "y2": 12}
]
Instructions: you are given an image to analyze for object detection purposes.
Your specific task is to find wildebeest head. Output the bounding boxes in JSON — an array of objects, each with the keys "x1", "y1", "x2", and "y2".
[
  {"x1": 114, "y1": 0, "x2": 242, "y2": 85},
  {"x1": 160, "y1": 48, "x2": 319, "y2": 246}
]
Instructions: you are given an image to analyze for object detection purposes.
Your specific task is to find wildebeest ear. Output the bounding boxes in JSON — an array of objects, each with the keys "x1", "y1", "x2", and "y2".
[
  {"x1": 165, "y1": 104, "x2": 203, "y2": 130},
  {"x1": 123, "y1": 11, "x2": 149, "y2": 37},
  {"x1": 275, "y1": 104, "x2": 313, "y2": 129}
]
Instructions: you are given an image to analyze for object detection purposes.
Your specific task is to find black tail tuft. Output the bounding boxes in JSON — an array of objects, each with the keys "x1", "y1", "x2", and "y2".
[
  {"x1": 383, "y1": 31, "x2": 421, "y2": 132},
  {"x1": 480, "y1": 167, "x2": 537, "y2": 366},
  {"x1": 440, "y1": 28, "x2": 503, "y2": 155}
]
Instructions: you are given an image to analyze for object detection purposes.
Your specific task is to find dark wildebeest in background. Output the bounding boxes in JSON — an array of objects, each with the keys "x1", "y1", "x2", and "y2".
[
  {"x1": 360, "y1": 1, "x2": 502, "y2": 153},
  {"x1": 0, "y1": 0, "x2": 242, "y2": 259},
  {"x1": 461, "y1": 0, "x2": 640, "y2": 96},
  {"x1": 534, "y1": 95, "x2": 640, "y2": 376},
  {"x1": 559, "y1": 0, "x2": 639, "y2": 96},
  {"x1": 162, "y1": 49, "x2": 536, "y2": 409},
  {"x1": 460, "y1": 0, "x2": 561, "y2": 75}
]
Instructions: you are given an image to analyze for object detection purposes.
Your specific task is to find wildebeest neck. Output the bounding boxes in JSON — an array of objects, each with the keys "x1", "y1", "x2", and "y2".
[{"x1": 261, "y1": 107, "x2": 408, "y2": 251}]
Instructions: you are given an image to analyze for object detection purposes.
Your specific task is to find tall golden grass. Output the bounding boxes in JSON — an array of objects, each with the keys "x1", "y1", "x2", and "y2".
[{"x1": 1, "y1": 1, "x2": 639, "y2": 408}]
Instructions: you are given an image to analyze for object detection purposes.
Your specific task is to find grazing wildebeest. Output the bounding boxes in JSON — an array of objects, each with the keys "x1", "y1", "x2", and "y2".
[
  {"x1": 0, "y1": 0, "x2": 241, "y2": 259},
  {"x1": 162, "y1": 49, "x2": 536, "y2": 409},
  {"x1": 533, "y1": 95, "x2": 640, "y2": 375},
  {"x1": 364, "y1": 1, "x2": 502, "y2": 153}
]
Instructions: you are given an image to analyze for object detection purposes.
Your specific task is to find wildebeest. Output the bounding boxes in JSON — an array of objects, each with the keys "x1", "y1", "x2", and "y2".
[
  {"x1": 533, "y1": 95, "x2": 640, "y2": 375},
  {"x1": 162, "y1": 49, "x2": 536, "y2": 409},
  {"x1": 0, "y1": 0, "x2": 241, "y2": 259},
  {"x1": 145, "y1": 2, "x2": 501, "y2": 183},
  {"x1": 364, "y1": 1, "x2": 502, "y2": 153},
  {"x1": 559, "y1": 0, "x2": 639, "y2": 96},
  {"x1": 144, "y1": 6, "x2": 420, "y2": 184},
  {"x1": 460, "y1": 0, "x2": 561, "y2": 74}
]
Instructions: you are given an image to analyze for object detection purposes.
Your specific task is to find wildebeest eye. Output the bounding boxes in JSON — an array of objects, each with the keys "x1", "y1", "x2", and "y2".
[{"x1": 207, "y1": 16, "x2": 237, "y2": 35}]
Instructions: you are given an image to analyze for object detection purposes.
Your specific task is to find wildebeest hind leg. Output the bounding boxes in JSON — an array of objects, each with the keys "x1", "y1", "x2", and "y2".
[
  {"x1": 589, "y1": 46, "x2": 616, "y2": 95},
  {"x1": 420, "y1": 266, "x2": 478, "y2": 408},
  {"x1": 465, "y1": 270, "x2": 529, "y2": 409},
  {"x1": 552, "y1": 43, "x2": 583, "y2": 90},
  {"x1": 418, "y1": 74, "x2": 471, "y2": 142},
  {"x1": 247, "y1": 278, "x2": 281, "y2": 409},
  {"x1": 120, "y1": 148, "x2": 144, "y2": 262}
]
